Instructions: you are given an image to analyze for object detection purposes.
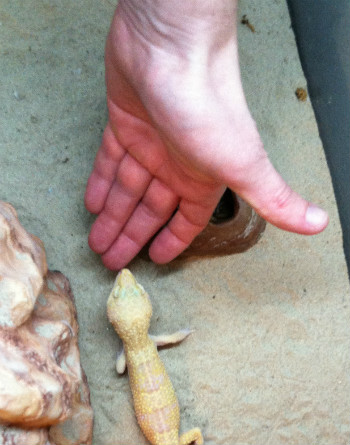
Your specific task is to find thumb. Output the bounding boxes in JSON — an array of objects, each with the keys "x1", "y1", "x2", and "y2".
[{"x1": 230, "y1": 154, "x2": 329, "y2": 235}]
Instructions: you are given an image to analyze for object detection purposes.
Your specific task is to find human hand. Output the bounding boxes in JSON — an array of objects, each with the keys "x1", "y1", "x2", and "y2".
[{"x1": 85, "y1": 0, "x2": 328, "y2": 270}]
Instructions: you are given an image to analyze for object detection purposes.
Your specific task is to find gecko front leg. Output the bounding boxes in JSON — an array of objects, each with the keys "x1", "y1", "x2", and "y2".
[
  {"x1": 150, "y1": 329, "x2": 193, "y2": 347},
  {"x1": 116, "y1": 329, "x2": 193, "y2": 374}
]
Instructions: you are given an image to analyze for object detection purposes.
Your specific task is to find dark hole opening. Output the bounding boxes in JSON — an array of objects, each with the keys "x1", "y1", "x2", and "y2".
[{"x1": 210, "y1": 188, "x2": 238, "y2": 224}]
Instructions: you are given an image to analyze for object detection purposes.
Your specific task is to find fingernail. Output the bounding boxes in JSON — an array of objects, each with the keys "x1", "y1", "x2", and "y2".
[{"x1": 305, "y1": 204, "x2": 328, "y2": 228}]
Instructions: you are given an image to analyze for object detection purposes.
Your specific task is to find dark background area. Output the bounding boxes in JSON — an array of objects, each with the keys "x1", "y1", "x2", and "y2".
[{"x1": 287, "y1": 0, "x2": 350, "y2": 278}]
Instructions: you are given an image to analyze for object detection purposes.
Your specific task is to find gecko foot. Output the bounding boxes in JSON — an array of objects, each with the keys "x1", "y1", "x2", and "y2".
[{"x1": 179, "y1": 427, "x2": 203, "y2": 445}]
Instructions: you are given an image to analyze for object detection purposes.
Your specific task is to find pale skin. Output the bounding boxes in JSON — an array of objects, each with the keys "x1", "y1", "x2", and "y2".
[
  {"x1": 107, "y1": 269, "x2": 203, "y2": 444},
  {"x1": 85, "y1": 0, "x2": 329, "y2": 270}
]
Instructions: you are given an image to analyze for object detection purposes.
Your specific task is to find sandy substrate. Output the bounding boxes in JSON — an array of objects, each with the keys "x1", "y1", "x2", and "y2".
[{"x1": 1, "y1": 0, "x2": 349, "y2": 444}]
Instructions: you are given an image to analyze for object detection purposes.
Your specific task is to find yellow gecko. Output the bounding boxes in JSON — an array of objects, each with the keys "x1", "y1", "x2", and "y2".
[{"x1": 107, "y1": 269, "x2": 203, "y2": 445}]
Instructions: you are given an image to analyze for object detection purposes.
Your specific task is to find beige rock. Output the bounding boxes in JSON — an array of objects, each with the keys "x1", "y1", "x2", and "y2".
[
  {"x1": 0, "y1": 202, "x2": 93, "y2": 444},
  {"x1": 0, "y1": 424, "x2": 52, "y2": 445},
  {"x1": 0, "y1": 202, "x2": 47, "y2": 328}
]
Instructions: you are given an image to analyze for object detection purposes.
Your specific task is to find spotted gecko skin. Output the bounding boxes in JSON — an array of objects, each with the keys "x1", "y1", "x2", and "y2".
[{"x1": 107, "y1": 269, "x2": 203, "y2": 445}]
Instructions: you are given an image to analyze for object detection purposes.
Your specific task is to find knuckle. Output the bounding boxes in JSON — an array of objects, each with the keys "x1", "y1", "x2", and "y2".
[
  {"x1": 118, "y1": 167, "x2": 147, "y2": 196},
  {"x1": 270, "y1": 184, "x2": 294, "y2": 212}
]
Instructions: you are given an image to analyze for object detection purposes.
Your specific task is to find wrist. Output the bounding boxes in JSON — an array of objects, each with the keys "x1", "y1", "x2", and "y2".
[{"x1": 117, "y1": 0, "x2": 238, "y2": 55}]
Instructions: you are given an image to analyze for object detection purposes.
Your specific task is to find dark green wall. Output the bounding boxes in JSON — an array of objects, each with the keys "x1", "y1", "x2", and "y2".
[{"x1": 287, "y1": 0, "x2": 350, "y2": 277}]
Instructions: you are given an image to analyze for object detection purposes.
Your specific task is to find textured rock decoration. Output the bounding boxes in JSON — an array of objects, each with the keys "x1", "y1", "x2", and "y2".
[
  {"x1": 0, "y1": 424, "x2": 51, "y2": 445},
  {"x1": 0, "y1": 201, "x2": 47, "y2": 328},
  {"x1": 0, "y1": 202, "x2": 93, "y2": 445}
]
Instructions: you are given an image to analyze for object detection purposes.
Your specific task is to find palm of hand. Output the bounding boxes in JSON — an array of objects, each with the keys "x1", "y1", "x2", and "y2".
[{"x1": 85, "y1": 39, "x2": 227, "y2": 269}]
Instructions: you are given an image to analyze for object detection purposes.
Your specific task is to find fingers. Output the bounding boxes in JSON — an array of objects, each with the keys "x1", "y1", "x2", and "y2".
[
  {"x1": 101, "y1": 189, "x2": 219, "y2": 269},
  {"x1": 101, "y1": 180, "x2": 179, "y2": 269},
  {"x1": 84, "y1": 124, "x2": 125, "y2": 214},
  {"x1": 148, "y1": 199, "x2": 219, "y2": 264},
  {"x1": 88, "y1": 153, "x2": 152, "y2": 254},
  {"x1": 229, "y1": 152, "x2": 329, "y2": 235}
]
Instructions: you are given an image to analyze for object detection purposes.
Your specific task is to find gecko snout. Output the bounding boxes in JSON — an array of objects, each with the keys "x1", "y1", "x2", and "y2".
[{"x1": 107, "y1": 269, "x2": 152, "y2": 337}]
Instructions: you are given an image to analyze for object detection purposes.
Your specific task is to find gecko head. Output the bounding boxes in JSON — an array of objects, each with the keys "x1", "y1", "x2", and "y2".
[{"x1": 107, "y1": 269, "x2": 152, "y2": 340}]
